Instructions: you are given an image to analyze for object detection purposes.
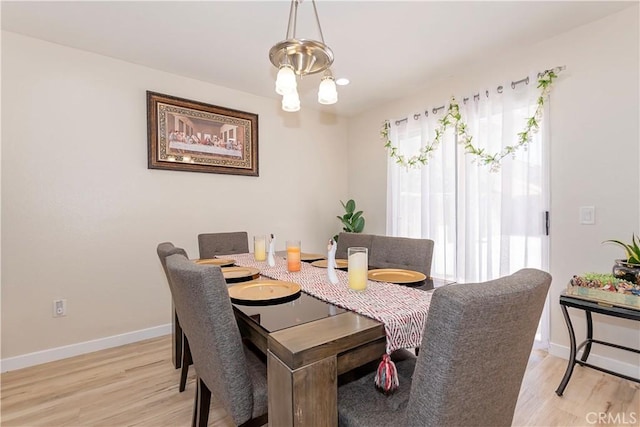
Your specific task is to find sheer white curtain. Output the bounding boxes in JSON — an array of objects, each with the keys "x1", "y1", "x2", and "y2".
[{"x1": 387, "y1": 73, "x2": 549, "y2": 285}]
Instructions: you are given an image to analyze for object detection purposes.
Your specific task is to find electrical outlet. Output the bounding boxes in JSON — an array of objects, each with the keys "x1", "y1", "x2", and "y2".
[{"x1": 53, "y1": 299, "x2": 67, "y2": 317}]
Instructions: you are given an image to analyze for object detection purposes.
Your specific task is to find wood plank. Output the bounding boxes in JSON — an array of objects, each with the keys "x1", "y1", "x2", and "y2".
[
  {"x1": 267, "y1": 351, "x2": 337, "y2": 427},
  {"x1": 268, "y1": 312, "x2": 385, "y2": 370},
  {"x1": 267, "y1": 351, "x2": 293, "y2": 427},
  {"x1": 292, "y1": 356, "x2": 337, "y2": 427},
  {"x1": 337, "y1": 337, "x2": 386, "y2": 375}
]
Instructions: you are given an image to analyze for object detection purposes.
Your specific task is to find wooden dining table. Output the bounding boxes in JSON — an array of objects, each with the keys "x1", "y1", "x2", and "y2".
[{"x1": 229, "y1": 257, "x2": 452, "y2": 426}]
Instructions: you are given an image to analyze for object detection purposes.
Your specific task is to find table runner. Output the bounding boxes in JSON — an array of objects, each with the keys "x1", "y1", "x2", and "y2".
[{"x1": 227, "y1": 253, "x2": 433, "y2": 375}]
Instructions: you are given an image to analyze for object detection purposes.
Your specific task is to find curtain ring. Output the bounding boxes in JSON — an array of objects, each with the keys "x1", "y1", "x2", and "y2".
[
  {"x1": 473, "y1": 93, "x2": 480, "y2": 101},
  {"x1": 497, "y1": 85, "x2": 503, "y2": 93},
  {"x1": 424, "y1": 110, "x2": 429, "y2": 117},
  {"x1": 485, "y1": 90, "x2": 489, "y2": 98},
  {"x1": 413, "y1": 113, "x2": 421, "y2": 120}
]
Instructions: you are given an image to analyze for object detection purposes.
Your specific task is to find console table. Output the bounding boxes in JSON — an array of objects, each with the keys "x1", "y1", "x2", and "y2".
[{"x1": 555, "y1": 292, "x2": 640, "y2": 396}]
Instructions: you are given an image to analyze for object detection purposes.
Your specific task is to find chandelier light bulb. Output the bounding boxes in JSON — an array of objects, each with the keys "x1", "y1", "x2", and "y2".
[
  {"x1": 282, "y1": 90, "x2": 301, "y2": 112},
  {"x1": 275, "y1": 65, "x2": 297, "y2": 95},
  {"x1": 318, "y1": 75, "x2": 338, "y2": 105}
]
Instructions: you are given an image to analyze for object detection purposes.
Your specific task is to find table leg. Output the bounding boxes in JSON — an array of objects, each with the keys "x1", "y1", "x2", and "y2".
[
  {"x1": 580, "y1": 310, "x2": 593, "y2": 362},
  {"x1": 555, "y1": 304, "x2": 577, "y2": 396},
  {"x1": 268, "y1": 350, "x2": 337, "y2": 427}
]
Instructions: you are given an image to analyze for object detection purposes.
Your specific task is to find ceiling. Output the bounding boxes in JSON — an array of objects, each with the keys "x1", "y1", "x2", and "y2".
[{"x1": 1, "y1": 1, "x2": 634, "y2": 116}]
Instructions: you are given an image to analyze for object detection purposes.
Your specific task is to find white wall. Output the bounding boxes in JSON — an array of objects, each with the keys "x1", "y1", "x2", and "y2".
[
  {"x1": 348, "y1": 7, "x2": 640, "y2": 369},
  {"x1": 1, "y1": 32, "x2": 348, "y2": 360}
]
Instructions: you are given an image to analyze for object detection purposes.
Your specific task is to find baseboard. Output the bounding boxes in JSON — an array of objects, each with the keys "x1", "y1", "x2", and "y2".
[
  {"x1": 548, "y1": 342, "x2": 640, "y2": 380},
  {"x1": 0, "y1": 323, "x2": 171, "y2": 373}
]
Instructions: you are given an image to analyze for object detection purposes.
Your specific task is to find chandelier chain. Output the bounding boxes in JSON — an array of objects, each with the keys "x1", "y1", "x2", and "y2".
[{"x1": 311, "y1": 0, "x2": 326, "y2": 43}]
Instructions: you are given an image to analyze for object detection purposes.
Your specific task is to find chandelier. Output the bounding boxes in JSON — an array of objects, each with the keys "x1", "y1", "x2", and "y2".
[{"x1": 269, "y1": 0, "x2": 338, "y2": 112}]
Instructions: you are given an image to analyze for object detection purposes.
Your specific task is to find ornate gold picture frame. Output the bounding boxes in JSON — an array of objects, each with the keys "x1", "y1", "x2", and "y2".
[{"x1": 147, "y1": 91, "x2": 258, "y2": 176}]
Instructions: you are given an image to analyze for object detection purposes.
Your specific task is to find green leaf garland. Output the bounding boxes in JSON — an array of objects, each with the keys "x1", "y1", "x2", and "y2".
[{"x1": 382, "y1": 68, "x2": 561, "y2": 171}]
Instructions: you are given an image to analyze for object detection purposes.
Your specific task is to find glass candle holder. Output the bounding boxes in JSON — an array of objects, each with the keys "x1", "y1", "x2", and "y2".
[
  {"x1": 286, "y1": 240, "x2": 301, "y2": 272},
  {"x1": 254, "y1": 235, "x2": 266, "y2": 261},
  {"x1": 348, "y1": 247, "x2": 368, "y2": 291}
]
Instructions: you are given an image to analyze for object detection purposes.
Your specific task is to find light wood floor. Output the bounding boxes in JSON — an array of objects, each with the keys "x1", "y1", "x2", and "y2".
[{"x1": 1, "y1": 336, "x2": 638, "y2": 426}]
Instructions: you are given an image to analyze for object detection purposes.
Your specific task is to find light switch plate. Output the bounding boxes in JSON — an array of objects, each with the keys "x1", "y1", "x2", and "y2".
[{"x1": 579, "y1": 206, "x2": 595, "y2": 225}]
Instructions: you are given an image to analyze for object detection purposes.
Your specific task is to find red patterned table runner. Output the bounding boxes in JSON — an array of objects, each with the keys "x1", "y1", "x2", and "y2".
[{"x1": 227, "y1": 252, "x2": 433, "y2": 354}]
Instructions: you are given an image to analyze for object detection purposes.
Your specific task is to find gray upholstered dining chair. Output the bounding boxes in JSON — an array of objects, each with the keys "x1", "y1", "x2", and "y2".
[
  {"x1": 369, "y1": 235, "x2": 435, "y2": 277},
  {"x1": 156, "y1": 242, "x2": 192, "y2": 393},
  {"x1": 337, "y1": 268, "x2": 552, "y2": 427},
  {"x1": 336, "y1": 232, "x2": 375, "y2": 259},
  {"x1": 165, "y1": 253, "x2": 268, "y2": 427},
  {"x1": 198, "y1": 231, "x2": 249, "y2": 259}
]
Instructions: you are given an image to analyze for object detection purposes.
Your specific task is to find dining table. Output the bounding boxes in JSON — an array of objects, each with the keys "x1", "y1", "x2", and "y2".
[{"x1": 222, "y1": 252, "x2": 454, "y2": 427}]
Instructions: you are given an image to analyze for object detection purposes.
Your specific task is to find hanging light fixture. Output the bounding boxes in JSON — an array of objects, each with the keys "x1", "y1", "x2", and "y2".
[
  {"x1": 275, "y1": 64, "x2": 297, "y2": 95},
  {"x1": 269, "y1": 0, "x2": 337, "y2": 111},
  {"x1": 317, "y1": 70, "x2": 338, "y2": 105},
  {"x1": 282, "y1": 90, "x2": 301, "y2": 112}
]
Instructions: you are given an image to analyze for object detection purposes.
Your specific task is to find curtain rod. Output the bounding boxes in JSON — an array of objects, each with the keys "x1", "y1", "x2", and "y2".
[{"x1": 394, "y1": 65, "x2": 566, "y2": 126}]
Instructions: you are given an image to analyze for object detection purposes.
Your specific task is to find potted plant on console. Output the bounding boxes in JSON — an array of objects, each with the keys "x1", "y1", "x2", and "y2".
[{"x1": 603, "y1": 233, "x2": 640, "y2": 285}]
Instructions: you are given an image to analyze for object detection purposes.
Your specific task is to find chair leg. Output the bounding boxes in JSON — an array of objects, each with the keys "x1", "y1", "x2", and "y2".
[
  {"x1": 173, "y1": 308, "x2": 183, "y2": 369},
  {"x1": 179, "y1": 337, "x2": 192, "y2": 392},
  {"x1": 191, "y1": 381, "x2": 199, "y2": 427},
  {"x1": 195, "y1": 378, "x2": 211, "y2": 427}
]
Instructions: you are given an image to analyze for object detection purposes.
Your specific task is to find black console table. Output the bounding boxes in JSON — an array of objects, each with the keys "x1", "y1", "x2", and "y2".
[{"x1": 555, "y1": 292, "x2": 640, "y2": 396}]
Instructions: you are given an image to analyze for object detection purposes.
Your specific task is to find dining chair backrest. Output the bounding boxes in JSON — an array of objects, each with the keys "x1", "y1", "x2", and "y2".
[
  {"x1": 369, "y1": 235, "x2": 435, "y2": 277},
  {"x1": 198, "y1": 231, "x2": 249, "y2": 258},
  {"x1": 157, "y1": 242, "x2": 193, "y2": 393},
  {"x1": 337, "y1": 268, "x2": 551, "y2": 427},
  {"x1": 156, "y1": 242, "x2": 188, "y2": 290},
  {"x1": 165, "y1": 253, "x2": 258, "y2": 425},
  {"x1": 335, "y1": 232, "x2": 374, "y2": 259},
  {"x1": 404, "y1": 268, "x2": 551, "y2": 426}
]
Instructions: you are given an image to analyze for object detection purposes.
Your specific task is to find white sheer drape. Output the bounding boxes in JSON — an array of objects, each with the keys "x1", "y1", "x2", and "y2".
[{"x1": 387, "y1": 74, "x2": 549, "y2": 284}]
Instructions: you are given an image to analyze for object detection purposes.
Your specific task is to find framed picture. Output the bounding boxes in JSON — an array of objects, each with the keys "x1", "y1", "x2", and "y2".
[{"x1": 147, "y1": 91, "x2": 259, "y2": 176}]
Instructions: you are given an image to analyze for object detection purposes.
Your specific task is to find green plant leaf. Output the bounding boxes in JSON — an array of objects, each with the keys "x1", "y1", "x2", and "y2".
[
  {"x1": 603, "y1": 236, "x2": 640, "y2": 263},
  {"x1": 339, "y1": 217, "x2": 354, "y2": 231},
  {"x1": 603, "y1": 239, "x2": 631, "y2": 251},
  {"x1": 629, "y1": 234, "x2": 640, "y2": 263},
  {"x1": 336, "y1": 199, "x2": 365, "y2": 235},
  {"x1": 353, "y1": 217, "x2": 365, "y2": 233},
  {"x1": 345, "y1": 199, "x2": 356, "y2": 214}
]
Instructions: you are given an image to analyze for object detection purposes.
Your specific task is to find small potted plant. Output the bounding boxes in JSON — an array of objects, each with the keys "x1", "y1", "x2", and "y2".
[
  {"x1": 603, "y1": 233, "x2": 640, "y2": 285},
  {"x1": 334, "y1": 199, "x2": 365, "y2": 242}
]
